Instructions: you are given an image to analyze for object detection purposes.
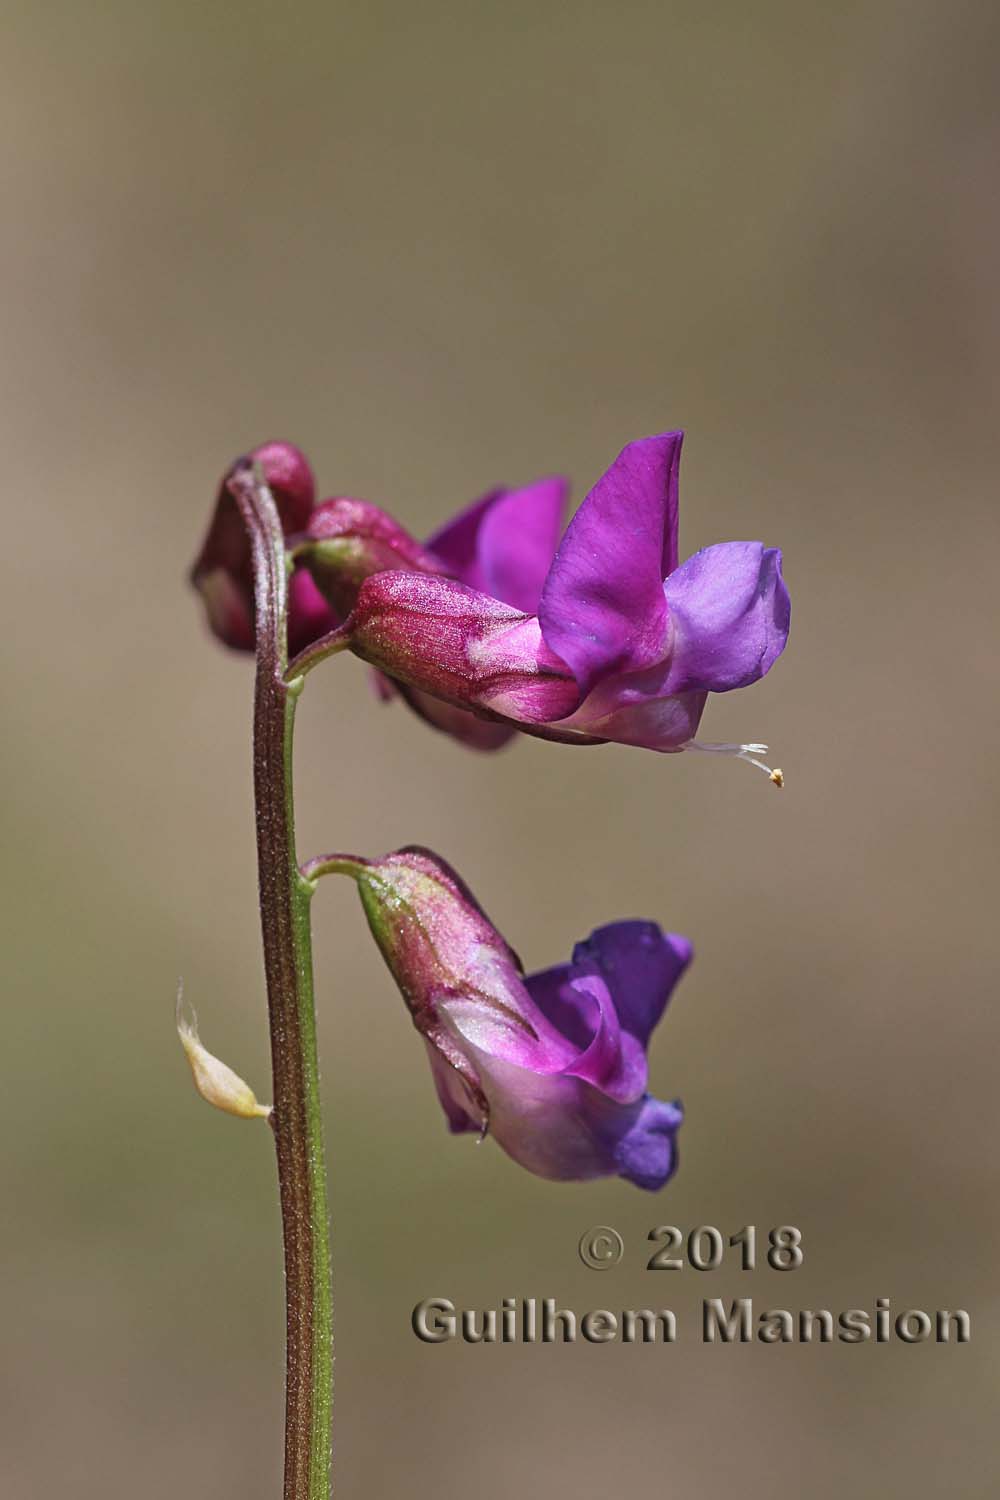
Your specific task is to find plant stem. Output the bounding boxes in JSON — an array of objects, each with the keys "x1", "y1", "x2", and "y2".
[
  {"x1": 228, "y1": 461, "x2": 333, "y2": 1500},
  {"x1": 286, "y1": 624, "x2": 350, "y2": 683},
  {"x1": 300, "y1": 853, "x2": 370, "y2": 885}
]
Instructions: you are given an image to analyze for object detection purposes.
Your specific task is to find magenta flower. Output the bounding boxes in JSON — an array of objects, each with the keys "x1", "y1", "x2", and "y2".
[
  {"x1": 190, "y1": 441, "x2": 338, "y2": 657},
  {"x1": 298, "y1": 433, "x2": 790, "y2": 775},
  {"x1": 306, "y1": 845, "x2": 690, "y2": 1189},
  {"x1": 193, "y1": 434, "x2": 789, "y2": 774}
]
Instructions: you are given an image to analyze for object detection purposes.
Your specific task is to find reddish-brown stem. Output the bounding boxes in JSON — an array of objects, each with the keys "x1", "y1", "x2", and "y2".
[{"x1": 228, "y1": 460, "x2": 333, "y2": 1499}]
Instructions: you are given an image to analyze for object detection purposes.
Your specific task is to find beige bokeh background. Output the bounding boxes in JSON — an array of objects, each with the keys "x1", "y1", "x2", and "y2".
[{"x1": 3, "y1": 1, "x2": 998, "y2": 1495}]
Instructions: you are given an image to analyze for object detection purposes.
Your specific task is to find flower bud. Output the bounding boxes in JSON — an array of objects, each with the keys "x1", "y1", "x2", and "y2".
[
  {"x1": 316, "y1": 847, "x2": 691, "y2": 1189},
  {"x1": 302, "y1": 498, "x2": 447, "y2": 619},
  {"x1": 177, "y1": 992, "x2": 271, "y2": 1121},
  {"x1": 341, "y1": 572, "x2": 580, "y2": 726},
  {"x1": 190, "y1": 441, "x2": 325, "y2": 651}
]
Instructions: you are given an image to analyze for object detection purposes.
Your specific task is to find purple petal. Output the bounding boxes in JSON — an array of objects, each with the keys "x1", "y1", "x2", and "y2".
[
  {"x1": 371, "y1": 668, "x2": 396, "y2": 704},
  {"x1": 440, "y1": 989, "x2": 577, "y2": 1078},
  {"x1": 440, "y1": 1033, "x2": 682, "y2": 1187},
  {"x1": 425, "y1": 489, "x2": 501, "y2": 579},
  {"x1": 440, "y1": 968, "x2": 644, "y2": 1105},
  {"x1": 476, "y1": 478, "x2": 567, "y2": 613},
  {"x1": 559, "y1": 683, "x2": 708, "y2": 752},
  {"x1": 427, "y1": 478, "x2": 567, "y2": 614},
  {"x1": 570, "y1": 922, "x2": 693, "y2": 1047},
  {"x1": 425, "y1": 1042, "x2": 480, "y2": 1135},
  {"x1": 383, "y1": 677, "x2": 519, "y2": 752},
  {"x1": 522, "y1": 969, "x2": 648, "y2": 1103},
  {"x1": 286, "y1": 566, "x2": 340, "y2": 658},
  {"x1": 610, "y1": 1095, "x2": 683, "y2": 1191},
  {"x1": 522, "y1": 964, "x2": 599, "y2": 1051},
  {"x1": 193, "y1": 567, "x2": 255, "y2": 651},
  {"x1": 538, "y1": 433, "x2": 683, "y2": 694},
  {"x1": 660, "y1": 542, "x2": 790, "y2": 694}
]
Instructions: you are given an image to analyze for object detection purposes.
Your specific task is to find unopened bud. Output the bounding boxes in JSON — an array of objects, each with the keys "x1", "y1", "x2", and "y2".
[
  {"x1": 176, "y1": 989, "x2": 271, "y2": 1121},
  {"x1": 190, "y1": 440, "x2": 327, "y2": 652},
  {"x1": 302, "y1": 498, "x2": 447, "y2": 618}
]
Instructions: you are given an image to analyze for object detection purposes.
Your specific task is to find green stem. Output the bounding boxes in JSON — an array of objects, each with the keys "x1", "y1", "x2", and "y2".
[
  {"x1": 286, "y1": 625, "x2": 351, "y2": 684},
  {"x1": 228, "y1": 462, "x2": 333, "y2": 1500},
  {"x1": 300, "y1": 853, "x2": 370, "y2": 886}
]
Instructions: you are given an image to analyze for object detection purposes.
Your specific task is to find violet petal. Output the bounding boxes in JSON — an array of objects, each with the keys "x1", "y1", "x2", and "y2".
[
  {"x1": 661, "y1": 541, "x2": 790, "y2": 695},
  {"x1": 538, "y1": 433, "x2": 683, "y2": 693}
]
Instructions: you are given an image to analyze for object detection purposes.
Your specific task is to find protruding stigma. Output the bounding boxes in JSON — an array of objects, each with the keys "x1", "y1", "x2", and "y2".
[{"x1": 686, "y1": 740, "x2": 785, "y2": 787}]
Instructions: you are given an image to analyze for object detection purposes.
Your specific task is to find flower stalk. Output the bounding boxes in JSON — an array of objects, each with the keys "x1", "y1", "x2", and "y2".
[{"x1": 227, "y1": 460, "x2": 332, "y2": 1500}]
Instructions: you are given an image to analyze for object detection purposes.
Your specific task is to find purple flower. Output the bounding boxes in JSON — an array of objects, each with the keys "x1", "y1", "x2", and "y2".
[
  {"x1": 307, "y1": 845, "x2": 691, "y2": 1189},
  {"x1": 191, "y1": 442, "x2": 338, "y2": 657},
  {"x1": 299, "y1": 434, "x2": 790, "y2": 777}
]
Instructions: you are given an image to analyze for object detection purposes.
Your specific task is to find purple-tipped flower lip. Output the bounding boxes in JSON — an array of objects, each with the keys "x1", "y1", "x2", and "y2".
[{"x1": 308, "y1": 845, "x2": 693, "y2": 1189}]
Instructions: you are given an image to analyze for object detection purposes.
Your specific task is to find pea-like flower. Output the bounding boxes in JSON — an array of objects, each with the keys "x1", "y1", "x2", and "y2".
[
  {"x1": 193, "y1": 434, "x2": 790, "y2": 775},
  {"x1": 296, "y1": 433, "x2": 790, "y2": 776},
  {"x1": 305, "y1": 845, "x2": 691, "y2": 1190}
]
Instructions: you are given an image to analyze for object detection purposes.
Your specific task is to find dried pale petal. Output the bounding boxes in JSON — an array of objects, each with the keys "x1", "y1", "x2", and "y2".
[{"x1": 176, "y1": 991, "x2": 271, "y2": 1121}]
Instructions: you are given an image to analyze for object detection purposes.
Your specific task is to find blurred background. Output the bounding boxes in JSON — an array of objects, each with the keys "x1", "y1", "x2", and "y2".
[{"x1": 2, "y1": 1, "x2": 998, "y2": 1495}]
